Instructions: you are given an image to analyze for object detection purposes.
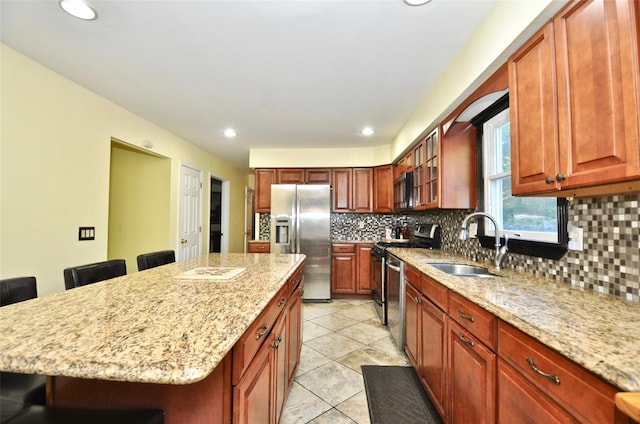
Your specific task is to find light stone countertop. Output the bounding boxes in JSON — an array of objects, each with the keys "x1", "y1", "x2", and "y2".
[
  {"x1": 388, "y1": 248, "x2": 640, "y2": 392},
  {"x1": 0, "y1": 253, "x2": 305, "y2": 385}
]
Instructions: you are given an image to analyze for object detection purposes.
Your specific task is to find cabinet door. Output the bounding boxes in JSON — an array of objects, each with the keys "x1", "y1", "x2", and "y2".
[
  {"x1": 555, "y1": 0, "x2": 640, "y2": 189},
  {"x1": 413, "y1": 141, "x2": 426, "y2": 209},
  {"x1": 420, "y1": 297, "x2": 447, "y2": 420},
  {"x1": 332, "y1": 168, "x2": 352, "y2": 212},
  {"x1": 331, "y1": 253, "x2": 356, "y2": 293},
  {"x1": 352, "y1": 168, "x2": 373, "y2": 213},
  {"x1": 233, "y1": 336, "x2": 274, "y2": 424},
  {"x1": 277, "y1": 169, "x2": 304, "y2": 184},
  {"x1": 273, "y1": 313, "x2": 287, "y2": 423},
  {"x1": 355, "y1": 244, "x2": 373, "y2": 294},
  {"x1": 304, "y1": 168, "x2": 331, "y2": 184},
  {"x1": 286, "y1": 285, "x2": 303, "y2": 389},
  {"x1": 373, "y1": 165, "x2": 394, "y2": 213},
  {"x1": 448, "y1": 319, "x2": 496, "y2": 424},
  {"x1": 404, "y1": 283, "x2": 420, "y2": 369},
  {"x1": 509, "y1": 22, "x2": 560, "y2": 195},
  {"x1": 255, "y1": 169, "x2": 276, "y2": 213},
  {"x1": 497, "y1": 359, "x2": 573, "y2": 424}
]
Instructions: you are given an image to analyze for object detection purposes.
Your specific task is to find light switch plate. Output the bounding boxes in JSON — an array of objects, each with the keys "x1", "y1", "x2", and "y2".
[{"x1": 79, "y1": 227, "x2": 95, "y2": 241}]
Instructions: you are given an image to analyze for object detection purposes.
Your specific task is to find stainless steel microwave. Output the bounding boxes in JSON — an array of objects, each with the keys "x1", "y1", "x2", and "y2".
[{"x1": 394, "y1": 172, "x2": 413, "y2": 211}]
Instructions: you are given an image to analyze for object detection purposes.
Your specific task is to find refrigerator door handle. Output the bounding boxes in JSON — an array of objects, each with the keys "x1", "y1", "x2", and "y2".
[{"x1": 295, "y1": 195, "x2": 301, "y2": 253}]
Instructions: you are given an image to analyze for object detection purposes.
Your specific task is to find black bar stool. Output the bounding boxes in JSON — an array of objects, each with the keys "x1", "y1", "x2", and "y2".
[
  {"x1": 63, "y1": 259, "x2": 127, "y2": 290},
  {"x1": 136, "y1": 250, "x2": 175, "y2": 271},
  {"x1": 4, "y1": 405, "x2": 164, "y2": 424}
]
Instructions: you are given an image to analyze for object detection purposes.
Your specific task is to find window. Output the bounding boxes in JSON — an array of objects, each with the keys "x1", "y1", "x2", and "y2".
[{"x1": 473, "y1": 94, "x2": 567, "y2": 259}]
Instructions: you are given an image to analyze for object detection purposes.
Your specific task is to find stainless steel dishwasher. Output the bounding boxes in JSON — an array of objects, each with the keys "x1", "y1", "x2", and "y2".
[{"x1": 386, "y1": 253, "x2": 406, "y2": 349}]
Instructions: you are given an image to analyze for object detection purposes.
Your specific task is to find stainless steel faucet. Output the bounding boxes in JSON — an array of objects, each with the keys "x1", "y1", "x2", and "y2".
[{"x1": 459, "y1": 212, "x2": 509, "y2": 270}]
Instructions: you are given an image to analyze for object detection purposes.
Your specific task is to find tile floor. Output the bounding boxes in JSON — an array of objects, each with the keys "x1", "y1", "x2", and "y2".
[{"x1": 281, "y1": 299, "x2": 410, "y2": 424}]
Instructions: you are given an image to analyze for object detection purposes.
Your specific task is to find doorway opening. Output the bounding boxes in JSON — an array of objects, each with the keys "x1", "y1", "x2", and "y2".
[{"x1": 210, "y1": 178, "x2": 223, "y2": 253}]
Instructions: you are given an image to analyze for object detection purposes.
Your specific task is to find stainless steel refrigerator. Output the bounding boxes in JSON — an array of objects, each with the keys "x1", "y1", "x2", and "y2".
[{"x1": 270, "y1": 184, "x2": 331, "y2": 301}]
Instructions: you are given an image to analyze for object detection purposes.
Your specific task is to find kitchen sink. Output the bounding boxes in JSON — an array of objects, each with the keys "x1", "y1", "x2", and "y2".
[{"x1": 428, "y1": 263, "x2": 499, "y2": 278}]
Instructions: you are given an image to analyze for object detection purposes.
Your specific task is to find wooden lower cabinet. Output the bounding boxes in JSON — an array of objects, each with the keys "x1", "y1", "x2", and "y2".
[
  {"x1": 331, "y1": 243, "x2": 374, "y2": 296},
  {"x1": 233, "y1": 267, "x2": 303, "y2": 424},
  {"x1": 498, "y1": 359, "x2": 573, "y2": 424},
  {"x1": 355, "y1": 244, "x2": 373, "y2": 294},
  {"x1": 404, "y1": 282, "x2": 420, "y2": 369},
  {"x1": 448, "y1": 319, "x2": 496, "y2": 424},
  {"x1": 419, "y1": 293, "x2": 447, "y2": 420}
]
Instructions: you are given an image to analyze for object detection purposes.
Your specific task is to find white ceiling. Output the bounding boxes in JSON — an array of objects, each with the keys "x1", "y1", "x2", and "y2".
[{"x1": 0, "y1": 0, "x2": 496, "y2": 169}]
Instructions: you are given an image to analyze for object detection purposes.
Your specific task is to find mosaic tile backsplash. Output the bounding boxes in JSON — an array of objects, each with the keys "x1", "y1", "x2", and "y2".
[{"x1": 259, "y1": 193, "x2": 640, "y2": 302}]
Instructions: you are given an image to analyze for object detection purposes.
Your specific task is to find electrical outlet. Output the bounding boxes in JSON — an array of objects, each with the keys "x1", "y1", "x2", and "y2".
[
  {"x1": 568, "y1": 226, "x2": 584, "y2": 251},
  {"x1": 359, "y1": 221, "x2": 365, "y2": 229}
]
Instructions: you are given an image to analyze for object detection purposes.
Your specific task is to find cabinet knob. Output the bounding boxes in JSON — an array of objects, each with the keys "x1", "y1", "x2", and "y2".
[
  {"x1": 556, "y1": 173, "x2": 567, "y2": 182},
  {"x1": 545, "y1": 176, "x2": 555, "y2": 184}
]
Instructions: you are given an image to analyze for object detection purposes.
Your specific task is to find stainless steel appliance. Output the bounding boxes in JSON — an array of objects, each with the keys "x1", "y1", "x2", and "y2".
[
  {"x1": 371, "y1": 223, "x2": 441, "y2": 347},
  {"x1": 270, "y1": 184, "x2": 331, "y2": 301}
]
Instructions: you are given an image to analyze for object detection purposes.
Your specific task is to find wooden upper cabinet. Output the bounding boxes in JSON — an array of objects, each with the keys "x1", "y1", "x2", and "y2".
[
  {"x1": 412, "y1": 140, "x2": 426, "y2": 209},
  {"x1": 373, "y1": 165, "x2": 394, "y2": 213},
  {"x1": 439, "y1": 123, "x2": 477, "y2": 209},
  {"x1": 277, "y1": 169, "x2": 304, "y2": 184},
  {"x1": 510, "y1": 0, "x2": 640, "y2": 196},
  {"x1": 255, "y1": 169, "x2": 276, "y2": 213},
  {"x1": 555, "y1": 0, "x2": 640, "y2": 189},
  {"x1": 304, "y1": 168, "x2": 331, "y2": 184},
  {"x1": 331, "y1": 168, "x2": 373, "y2": 213},
  {"x1": 509, "y1": 22, "x2": 560, "y2": 195},
  {"x1": 352, "y1": 168, "x2": 373, "y2": 212}
]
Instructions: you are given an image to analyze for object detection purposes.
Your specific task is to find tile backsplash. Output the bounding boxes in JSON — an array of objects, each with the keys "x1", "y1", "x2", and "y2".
[{"x1": 259, "y1": 193, "x2": 639, "y2": 302}]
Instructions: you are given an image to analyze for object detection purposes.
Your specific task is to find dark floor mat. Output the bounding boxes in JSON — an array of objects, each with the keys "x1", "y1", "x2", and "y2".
[{"x1": 361, "y1": 365, "x2": 444, "y2": 424}]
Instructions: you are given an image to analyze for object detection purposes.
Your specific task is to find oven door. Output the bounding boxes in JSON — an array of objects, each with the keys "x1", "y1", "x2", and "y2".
[{"x1": 371, "y1": 249, "x2": 386, "y2": 325}]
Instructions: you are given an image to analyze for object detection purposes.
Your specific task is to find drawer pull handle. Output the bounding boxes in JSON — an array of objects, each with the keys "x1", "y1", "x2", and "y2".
[
  {"x1": 527, "y1": 357, "x2": 560, "y2": 385},
  {"x1": 256, "y1": 324, "x2": 268, "y2": 340},
  {"x1": 278, "y1": 298, "x2": 287, "y2": 307},
  {"x1": 459, "y1": 310, "x2": 475, "y2": 322},
  {"x1": 415, "y1": 297, "x2": 421, "y2": 304},
  {"x1": 458, "y1": 333, "x2": 475, "y2": 347},
  {"x1": 272, "y1": 335, "x2": 283, "y2": 349}
]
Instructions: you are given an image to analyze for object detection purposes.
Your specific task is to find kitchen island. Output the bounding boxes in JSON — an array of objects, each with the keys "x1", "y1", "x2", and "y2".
[{"x1": 0, "y1": 253, "x2": 305, "y2": 423}]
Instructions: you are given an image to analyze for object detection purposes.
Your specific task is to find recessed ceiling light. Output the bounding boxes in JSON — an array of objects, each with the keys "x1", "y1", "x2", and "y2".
[
  {"x1": 361, "y1": 127, "x2": 375, "y2": 136},
  {"x1": 59, "y1": 0, "x2": 98, "y2": 20},
  {"x1": 224, "y1": 128, "x2": 237, "y2": 138},
  {"x1": 403, "y1": 0, "x2": 432, "y2": 6}
]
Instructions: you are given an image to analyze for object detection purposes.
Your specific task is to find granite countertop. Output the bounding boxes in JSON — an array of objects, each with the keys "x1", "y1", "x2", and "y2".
[
  {"x1": 0, "y1": 253, "x2": 305, "y2": 385},
  {"x1": 332, "y1": 239, "x2": 378, "y2": 244},
  {"x1": 388, "y1": 248, "x2": 640, "y2": 392}
]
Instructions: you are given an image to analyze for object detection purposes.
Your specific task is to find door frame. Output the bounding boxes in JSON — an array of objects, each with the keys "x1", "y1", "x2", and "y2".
[{"x1": 209, "y1": 172, "x2": 230, "y2": 254}]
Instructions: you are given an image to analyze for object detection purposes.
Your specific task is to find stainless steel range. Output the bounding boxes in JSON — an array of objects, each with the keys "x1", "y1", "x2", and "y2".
[{"x1": 371, "y1": 224, "x2": 441, "y2": 344}]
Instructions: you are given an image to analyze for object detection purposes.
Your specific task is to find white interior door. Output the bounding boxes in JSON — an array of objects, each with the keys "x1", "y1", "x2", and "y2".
[{"x1": 179, "y1": 164, "x2": 202, "y2": 260}]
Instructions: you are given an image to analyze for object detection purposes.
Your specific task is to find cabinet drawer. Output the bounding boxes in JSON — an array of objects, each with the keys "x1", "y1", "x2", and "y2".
[
  {"x1": 233, "y1": 284, "x2": 289, "y2": 384},
  {"x1": 332, "y1": 243, "x2": 355, "y2": 253},
  {"x1": 248, "y1": 242, "x2": 270, "y2": 253},
  {"x1": 421, "y1": 274, "x2": 448, "y2": 311},
  {"x1": 286, "y1": 265, "x2": 304, "y2": 298},
  {"x1": 404, "y1": 264, "x2": 421, "y2": 292},
  {"x1": 498, "y1": 321, "x2": 618, "y2": 424},
  {"x1": 448, "y1": 291, "x2": 497, "y2": 350}
]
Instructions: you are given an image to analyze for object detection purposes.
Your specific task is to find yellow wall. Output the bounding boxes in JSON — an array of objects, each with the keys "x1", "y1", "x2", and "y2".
[
  {"x1": 0, "y1": 44, "x2": 249, "y2": 296},
  {"x1": 108, "y1": 142, "x2": 171, "y2": 271}
]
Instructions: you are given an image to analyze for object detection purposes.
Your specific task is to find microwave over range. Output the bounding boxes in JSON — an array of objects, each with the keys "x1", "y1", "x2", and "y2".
[{"x1": 394, "y1": 171, "x2": 413, "y2": 211}]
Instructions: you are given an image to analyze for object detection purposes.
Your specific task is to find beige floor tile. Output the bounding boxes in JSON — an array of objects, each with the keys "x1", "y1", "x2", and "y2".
[
  {"x1": 335, "y1": 390, "x2": 371, "y2": 424},
  {"x1": 280, "y1": 381, "x2": 332, "y2": 424},
  {"x1": 296, "y1": 361, "x2": 364, "y2": 407},
  {"x1": 336, "y1": 321, "x2": 390, "y2": 345},
  {"x1": 303, "y1": 304, "x2": 335, "y2": 321},
  {"x1": 310, "y1": 313, "x2": 359, "y2": 331},
  {"x1": 337, "y1": 346, "x2": 411, "y2": 374},
  {"x1": 307, "y1": 408, "x2": 356, "y2": 424},
  {"x1": 368, "y1": 334, "x2": 405, "y2": 358},
  {"x1": 296, "y1": 345, "x2": 333, "y2": 376},
  {"x1": 334, "y1": 304, "x2": 378, "y2": 323},
  {"x1": 304, "y1": 333, "x2": 364, "y2": 360},
  {"x1": 303, "y1": 320, "x2": 333, "y2": 342}
]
